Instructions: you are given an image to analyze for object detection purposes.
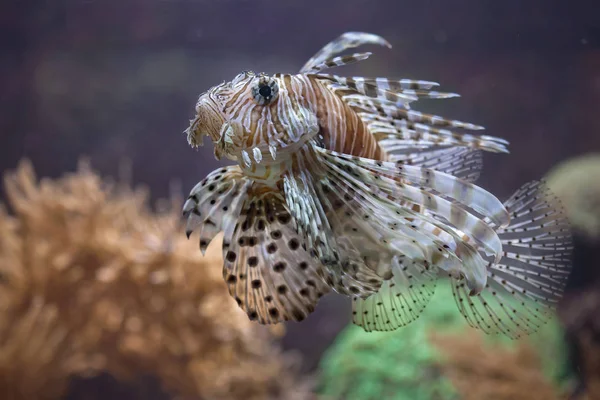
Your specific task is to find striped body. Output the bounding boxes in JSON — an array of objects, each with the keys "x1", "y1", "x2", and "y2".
[{"x1": 182, "y1": 32, "x2": 572, "y2": 338}]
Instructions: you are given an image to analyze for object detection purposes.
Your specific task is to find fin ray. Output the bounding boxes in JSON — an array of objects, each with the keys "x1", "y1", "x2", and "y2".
[
  {"x1": 311, "y1": 144, "x2": 490, "y2": 291},
  {"x1": 304, "y1": 53, "x2": 372, "y2": 73},
  {"x1": 183, "y1": 166, "x2": 250, "y2": 254},
  {"x1": 385, "y1": 146, "x2": 483, "y2": 183},
  {"x1": 353, "y1": 257, "x2": 437, "y2": 332},
  {"x1": 283, "y1": 164, "x2": 383, "y2": 297},
  {"x1": 300, "y1": 32, "x2": 391, "y2": 73}
]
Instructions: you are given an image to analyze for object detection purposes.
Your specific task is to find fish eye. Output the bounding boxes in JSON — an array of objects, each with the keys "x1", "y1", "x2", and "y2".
[{"x1": 251, "y1": 75, "x2": 279, "y2": 105}]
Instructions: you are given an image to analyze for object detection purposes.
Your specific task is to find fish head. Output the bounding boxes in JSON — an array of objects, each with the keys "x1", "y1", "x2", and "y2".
[
  {"x1": 185, "y1": 79, "x2": 229, "y2": 148},
  {"x1": 185, "y1": 71, "x2": 319, "y2": 165}
]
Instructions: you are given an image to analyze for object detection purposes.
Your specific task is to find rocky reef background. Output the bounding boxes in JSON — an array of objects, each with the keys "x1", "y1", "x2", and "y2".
[{"x1": 1, "y1": 0, "x2": 599, "y2": 398}]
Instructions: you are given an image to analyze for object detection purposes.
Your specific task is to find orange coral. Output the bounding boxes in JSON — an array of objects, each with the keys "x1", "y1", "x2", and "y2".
[
  {"x1": 0, "y1": 160, "x2": 311, "y2": 400},
  {"x1": 430, "y1": 332, "x2": 560, "y2": 400}
]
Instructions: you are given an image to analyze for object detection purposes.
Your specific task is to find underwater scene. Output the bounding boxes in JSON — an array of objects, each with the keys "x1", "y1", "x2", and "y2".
[{"x1": 1, "y1": 1, "x2": 599, "y2": 399}]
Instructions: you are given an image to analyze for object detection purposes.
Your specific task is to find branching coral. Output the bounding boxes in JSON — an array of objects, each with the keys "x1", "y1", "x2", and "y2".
[
  {"x1": 0, "y1": 160, "x2": 311, "y2": 400},
  {"x1": 317, "y1": 324, "x2": 459, "y2": 400}
]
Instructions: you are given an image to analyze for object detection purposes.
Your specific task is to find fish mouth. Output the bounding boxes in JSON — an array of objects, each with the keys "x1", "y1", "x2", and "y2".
[{"x1": 184, "y1": 96, "x2": 225, "y2": 148}]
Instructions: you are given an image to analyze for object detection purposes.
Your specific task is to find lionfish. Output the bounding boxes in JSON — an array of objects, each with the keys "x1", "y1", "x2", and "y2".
[{"x1": 183, "y1": 32, "x2": 572, "y2": 338}]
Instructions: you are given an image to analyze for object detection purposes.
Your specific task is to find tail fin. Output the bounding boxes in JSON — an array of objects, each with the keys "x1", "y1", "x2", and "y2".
[{"x1": 451, "y1": 180, "x2": 573, "y2": 339}]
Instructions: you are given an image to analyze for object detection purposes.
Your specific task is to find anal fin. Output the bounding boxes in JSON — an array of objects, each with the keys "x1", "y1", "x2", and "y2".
[{"x1": 353, "y1": 256, "x2": 438, "y2": 332}]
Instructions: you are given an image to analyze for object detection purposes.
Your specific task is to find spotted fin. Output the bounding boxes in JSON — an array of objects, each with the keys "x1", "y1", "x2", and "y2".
[
  {"x1": 222, "y1": 189, "x2": 330, "y2": 324},
  {"x1": 183, "y1": 166, "x2": 251, "y2": 255},
  {"x1": 300, "y1": 32, "x2": 391, "y2": 73},
  {"x1": 282, "y1": 170, "x2": 338, "y2": 266},
  {"x1": 352, "y1": 256, "x2": 438, "y2": 332},
  {"x1": 451, "y1": 180, "x2": 573, "y2": 339}
]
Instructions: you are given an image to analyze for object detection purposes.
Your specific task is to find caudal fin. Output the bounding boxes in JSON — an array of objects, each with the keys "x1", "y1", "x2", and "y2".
[{"x1": 451, "y1": 180, "x2": 573, "y2": 339}]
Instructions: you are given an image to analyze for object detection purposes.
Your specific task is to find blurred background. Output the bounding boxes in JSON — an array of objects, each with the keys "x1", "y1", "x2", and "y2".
[{"x1": 1, "y1": 0, "x2": 599, "y2": 399}]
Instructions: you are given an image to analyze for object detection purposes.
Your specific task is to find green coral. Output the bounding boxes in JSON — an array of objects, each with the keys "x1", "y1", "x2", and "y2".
[
  {"x1": 318, "y1": 328, "x2": 458, "y2": 400},
  {"x1": 545, "y1": 153, "x2": 600, "y2": 240},
  {"x1": 317, "y1": 282, "x2": 572, "y2": 400},
  {"x1": 317, "y1": 283, "x2": 461, "y2": 400},
  {"x1": 530, "y1": 317, "x2": 574, "y2": 391}
]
